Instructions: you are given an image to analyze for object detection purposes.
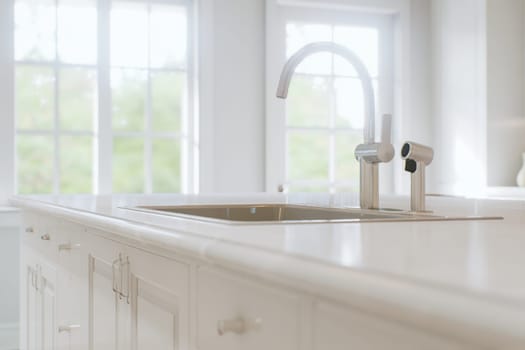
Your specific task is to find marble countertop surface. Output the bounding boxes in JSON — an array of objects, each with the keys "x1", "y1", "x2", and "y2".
[{"x1": 10, "y1": 193, "x2": 525, "y2": 346}]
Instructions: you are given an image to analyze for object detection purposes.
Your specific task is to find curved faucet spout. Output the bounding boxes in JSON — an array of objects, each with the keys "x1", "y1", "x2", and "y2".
[
  {"x1": 276, "y1": 42, "x2": 394, "y2": 209},
  {"x1": 276, "y1": 42, "x2": 376, "y2": 144}
]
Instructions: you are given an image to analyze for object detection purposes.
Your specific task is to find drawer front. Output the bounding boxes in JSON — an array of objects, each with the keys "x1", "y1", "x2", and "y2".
[
  {"x1": 314, "y1": 301, "x2": 475, "y2": 350},
  {"x1": 197, "y1": 267, "x2": 301, "y2": 350},
  {"x1": 22, "y1": 211, "x2": 69, "y2": 265}
]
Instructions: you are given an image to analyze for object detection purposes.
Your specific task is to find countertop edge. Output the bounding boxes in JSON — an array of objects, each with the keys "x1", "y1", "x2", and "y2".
[{"x1": 10, "y1": 196, "x2": 525, "y2": 347}]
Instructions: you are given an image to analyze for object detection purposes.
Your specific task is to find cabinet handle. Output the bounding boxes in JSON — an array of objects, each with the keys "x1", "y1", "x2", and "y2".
[
  {"x1": 41, "y1": 234, "x2": 51, "y2": 241},
  {"x1": 120, "y1": 256, "x2": 130, "y2": 304},
  {"x1": 58, "y1": 324, "x2": 80, "y2": 333},
  {"x1": 58, "y1": 243, "x2": 81, "y2": 251},
  {"x1": 217, "y1": 317, "x2": 262, "y2": 336},
  {"x1": 112, "y1": 257, "x2": 120, "y2": 295},
  {"x1": 25, "y1": 227, "x2": 34, "y2": 233},
  {"x1": 30, "y1": 270, "x2": 36, "y2": 289},
  {"x1": 34, "y1": 265, "x2": 41, "y2": 291}
]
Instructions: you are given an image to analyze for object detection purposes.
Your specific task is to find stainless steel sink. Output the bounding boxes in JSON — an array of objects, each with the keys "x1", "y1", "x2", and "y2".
[{"x1": 124, "y1": 204, "x2": 502, "y2": 224}]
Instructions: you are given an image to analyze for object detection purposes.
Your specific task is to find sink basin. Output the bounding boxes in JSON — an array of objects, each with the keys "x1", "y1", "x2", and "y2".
[{"x1": 124, "y1": 203, "x2": 502, "y2": 224}]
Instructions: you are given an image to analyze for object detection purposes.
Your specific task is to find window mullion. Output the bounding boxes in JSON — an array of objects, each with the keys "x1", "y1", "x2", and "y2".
[{"x1": 96, "y1": 0, "x2": 112, "y2": 194}]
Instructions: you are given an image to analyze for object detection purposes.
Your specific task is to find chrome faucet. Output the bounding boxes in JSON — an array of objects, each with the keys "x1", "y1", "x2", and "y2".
[{"x1": 276, "y1": 42, "x2": 394, "y2": 209}]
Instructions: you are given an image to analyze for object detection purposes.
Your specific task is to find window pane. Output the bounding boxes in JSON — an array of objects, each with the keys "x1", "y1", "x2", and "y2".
[
  {"x1": 15, "y1": 0, "x2": 55, "y2": 61},
  {"x1": 60, "y1": 136, "x2": 92, "y2": 193},
  {"x1": 286, "y1": 23, "x2": 332, "y2": 75},
  {"x1": 59, "y1": 68, "x2": 96, "y2": 131},
  {"x1": 57, "y1": 0, "x2": 97, "y2": 64},
  {"x1": 17, "y1": 135, "x2": 54, "y2": 194},
  {"x1": 335, "y1": 78, "x2": 379, "y2": 129},
  {"x1": 111, "y1": 1, "x2": 148, "y2": 67},
  {"x1": 287, "y1": 75, "x2": 330, "y2": 127},
  {"x1": 111, "y1": 69, "x2": 146, "y2": 131},
  {"x1": 113, "y1": 137, "x2": 144, "y2": 193},
  {"x1": 334, "y1": 78, "x2": 364, "y2": 129},
  {"x1": 16, "y1": 65, "x2": 55, "y2": 130},
  {"x1": 335, "y1": 133, "x2": 361, "y2": 186},
  {"x1": 333, "y1": 26, "x2": 379, "y2": 77},
  {"x1": 152, "y1": 138, "x2": 181, "y2": 193},
  {"x1": 287, "y1": 131, "x2": 329, "y2": 181},
  {"x1": 151, "y1": 72, "x2": 184, "y2": 133},
  {"x1": 150, "y1": 5, "x2": 187, "y2": 68}
]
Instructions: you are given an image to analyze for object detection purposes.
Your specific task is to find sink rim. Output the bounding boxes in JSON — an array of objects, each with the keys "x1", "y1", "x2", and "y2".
[{"x1": 121, "y1": 203, "x2": 503, "y2": 225}]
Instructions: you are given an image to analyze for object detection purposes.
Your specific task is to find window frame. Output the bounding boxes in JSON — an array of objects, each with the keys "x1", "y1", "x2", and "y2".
[
  {"x1": 10, "y1": 0, "x2": 197, "y2": 196},
  {"x1": 265, "y1": 0, "x2": 404, "y2": 194}
]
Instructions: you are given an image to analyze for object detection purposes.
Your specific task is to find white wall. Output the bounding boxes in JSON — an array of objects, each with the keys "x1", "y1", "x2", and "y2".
[
  {"x1": 0, "y1": 210, "x2": 20, "y2": 349},
  {"x1": 393, "y1": 0, "x2": 434, "y2": 195},
  {"x1": 431, "y1": 0, "x2": 487, "y2": 195},
  {"x1": 199, "y1": 0, "x2": 266, "y2": 193},
  {"x1": 486, "y1": 0, "x2": 525, "y2": 186},
  {"x1": 0, "y1": 0, "x2": 15, "y2": 205}
]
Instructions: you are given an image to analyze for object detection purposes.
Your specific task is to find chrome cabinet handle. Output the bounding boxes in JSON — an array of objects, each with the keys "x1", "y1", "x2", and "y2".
[
  {"x1": 40, "y1": 234, "x2": 50, "y2": 241},
  {"x1": 25, "y1": 227, "x2": 34, "y2": 233},
  {"x1": 112, "y1": 257, "x2": 120, "y2": 295},
  {"x1": 217, "y1": 317, "x2": 262, "y2": 336},
  {"x1": 58, "y1": 243, "x2": 81, "y2": 251},
  {"x1": 30, "y1": 270, "x2": 36, "y2": 289},
  {"x1": 120, "y1": 256, "x2": 130, "y2": 304},
  {"x1": 58, "y1": 324, "x2": 80, "y2": 333},
  {"x1": 111, "y1": 254, "x2": 130, "y2": 302},
  {"x1": 34, "y1": 265, "x2": 41, "y2": 291}
]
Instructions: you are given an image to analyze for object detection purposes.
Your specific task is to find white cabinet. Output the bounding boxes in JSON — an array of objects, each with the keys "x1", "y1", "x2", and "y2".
[
  {"x1": 197, "y1": 267, "x2": 301, "y2": 350},
  {"x1": 58, "y1": 227, "x2": 89, "y2": 350},
  {"x1": 87, "y1": 237, "x2": 122, "y2": 350},
  {"x1": 20, "y1": 209, "x2": 487, "y2": 350},
  {"x1": 128, "y1": 246, "x2": 189, "y2": 350},
  {"x1": 87, "y1": 233, "x2": 189, "y2": 350},
  {"x1": 22, "y1": 258, "x2": 57, "y2": 350},
  {"x1": 313, "y1": 301, "x2": 474, "y2": 350}
]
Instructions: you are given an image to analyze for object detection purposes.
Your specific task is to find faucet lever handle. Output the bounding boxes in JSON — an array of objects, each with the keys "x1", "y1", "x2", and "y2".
[{"x1": 381, "y1": 114, "x2": 392, "y2": 144}]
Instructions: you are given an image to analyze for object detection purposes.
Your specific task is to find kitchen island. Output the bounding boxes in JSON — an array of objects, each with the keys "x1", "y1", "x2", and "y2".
[{"x1": 11, "y1": 193, "x2": 525, "y2": 349}]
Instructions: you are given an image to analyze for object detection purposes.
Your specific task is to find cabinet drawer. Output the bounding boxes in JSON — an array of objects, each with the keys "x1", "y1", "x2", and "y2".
[
  {"x1": 22, "y1": 211, "x2": 68, "y2": 264},
  {"x1": 197, "y1": 267, "x2": 301, "y2": 350},
  {"x1": 314, "y1": 301, "x2": 475, "y2": 350}
]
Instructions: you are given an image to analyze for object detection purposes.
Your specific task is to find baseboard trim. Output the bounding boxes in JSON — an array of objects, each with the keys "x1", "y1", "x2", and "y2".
[{"x1": 0, "y1": 322, "x2": 19, "y2": 350}]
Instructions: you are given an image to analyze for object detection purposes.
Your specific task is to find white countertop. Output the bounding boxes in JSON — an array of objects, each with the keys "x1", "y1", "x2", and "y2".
[{"x1": 10, "y1": 193, "x2": 525, "y2": 346}]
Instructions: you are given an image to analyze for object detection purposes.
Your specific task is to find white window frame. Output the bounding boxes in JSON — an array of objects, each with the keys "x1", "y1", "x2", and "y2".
[
  {"x1": 9, "y1": 0, "x2": 197, "y2": 196},
  {"x1": 0, "y1": 0, "x2": 15, "y2": 204},
  {"x1": 265, "y1": 0, "x2": 410, "y2": 194}
]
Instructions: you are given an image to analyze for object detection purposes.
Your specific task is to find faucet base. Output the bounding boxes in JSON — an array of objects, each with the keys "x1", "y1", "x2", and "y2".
[{"x1": 359, "y1": 161, "x2": 379, "y2": 209}]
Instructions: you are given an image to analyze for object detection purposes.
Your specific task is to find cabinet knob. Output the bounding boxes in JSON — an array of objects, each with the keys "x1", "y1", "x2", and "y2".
[
  {"x1": 217, "y1": 317, "x2": 262, "y2": 336},
  {"x1": 58, "y1": 324, "x2": 80, "y2": 333},
  {"x1": 40, "y1": 234, "x2": 51, "y2": 241},
  {"x1": 25, "y1": 227, "x2": 34, "y2": 233}
]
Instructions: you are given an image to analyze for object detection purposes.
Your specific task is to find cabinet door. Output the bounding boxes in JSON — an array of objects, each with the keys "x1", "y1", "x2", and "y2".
[
  {"x1": 87, "y1": 233, "x2": 130, "y2": 350},
  {"x1": 39, "y1": 262, "x2": 58, "y2": 350},
  {"x1": 313, "y1": 301, "x2": 474, "y2": 350},
  {"x1": 21, "y1": 252, "x2": 58, "y2": 350},
  {"x1": 23, "y1": 263, "x2": 38, "y2": 350},
  {"x1": 128, "y1": 247, "x2": 189, "y2": 350},
  {"x1": 197, "y1": 267, "x2": 301, "y2": 350}
]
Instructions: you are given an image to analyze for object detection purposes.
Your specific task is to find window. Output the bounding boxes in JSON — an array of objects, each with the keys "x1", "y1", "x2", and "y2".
[
  {"x1": 14, "y1": 0, "x2": 195, "y2": 194},
  {"x1": 266, "y1": 5, "x2": 394, "y2": 193}
]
